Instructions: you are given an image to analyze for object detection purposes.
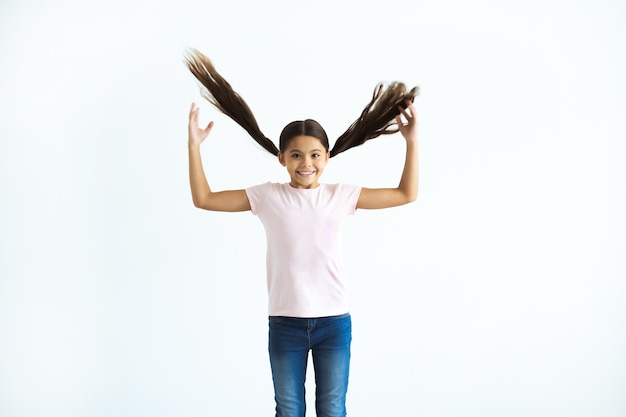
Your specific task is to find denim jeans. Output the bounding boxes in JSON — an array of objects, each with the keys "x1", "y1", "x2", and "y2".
[{"x1": 268, "y1": 314, "x2": 352, "y2": 417}]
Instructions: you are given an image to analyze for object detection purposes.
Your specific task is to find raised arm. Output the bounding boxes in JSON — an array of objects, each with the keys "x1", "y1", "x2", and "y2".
[
  {"x1": 356, "y1": 101, "x2": 419, "y2": 209},
  {"x1": 188, "y1": 103, "x2": 251, "y2": 212}
]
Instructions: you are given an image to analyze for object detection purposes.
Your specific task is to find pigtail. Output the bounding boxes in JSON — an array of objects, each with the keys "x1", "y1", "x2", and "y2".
[
  {"x1": 184, "y1": 49, "x2": 280, "y2": 156},
  {"x1": 185, "y1": 49, "x2": 417, "y2": 158},
  {"x1": 330, "y1": 82, "x2": 419, "y2": 158}
]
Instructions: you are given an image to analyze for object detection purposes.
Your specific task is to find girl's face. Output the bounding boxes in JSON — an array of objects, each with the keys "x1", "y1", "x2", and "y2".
[{"x1": 278, "y1": 135, "x2": 330, "y2": 189}]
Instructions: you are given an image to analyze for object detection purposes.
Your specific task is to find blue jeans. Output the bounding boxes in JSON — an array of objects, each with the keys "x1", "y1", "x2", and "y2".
[{"x1": 268, "y1": 314, "x2": 352, "y2": 417}]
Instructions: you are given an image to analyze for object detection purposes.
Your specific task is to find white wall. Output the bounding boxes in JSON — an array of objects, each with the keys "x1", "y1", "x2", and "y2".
[{"x1": 1, "y1": 0, "x2": 624, "y2": 416}]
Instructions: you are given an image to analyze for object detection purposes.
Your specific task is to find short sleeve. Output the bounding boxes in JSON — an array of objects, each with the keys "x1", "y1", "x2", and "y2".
[
  {"x1": 338, "y1": 184, "x2": 362, "y2": 215},
  {"x1": 245, "y1": 182, "x2": 272, "y2": 215}
]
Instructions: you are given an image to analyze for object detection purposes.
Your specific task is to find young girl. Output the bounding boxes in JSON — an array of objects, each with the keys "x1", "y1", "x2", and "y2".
[{"x1": 185, "y1": 49, "x2": 419, "y2": 417}]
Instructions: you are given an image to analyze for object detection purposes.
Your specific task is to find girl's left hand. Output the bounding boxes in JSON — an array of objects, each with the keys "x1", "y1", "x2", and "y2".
[{"x1": 396, "y1": 100, "x2": 418, "y2": 142}]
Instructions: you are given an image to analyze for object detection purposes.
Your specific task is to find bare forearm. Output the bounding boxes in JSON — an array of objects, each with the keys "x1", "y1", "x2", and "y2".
[
  {"x1": 188, "y1": 144, "x2": 211, "y2": 207},
  {"x1": 398, "y1": 139, "x2": 419, "y2": 202}
]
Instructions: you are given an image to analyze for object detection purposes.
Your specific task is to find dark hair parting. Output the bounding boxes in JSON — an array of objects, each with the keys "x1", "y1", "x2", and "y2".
[{"x1": 184, "y1": 49, "x2": 419, "y2": 158}]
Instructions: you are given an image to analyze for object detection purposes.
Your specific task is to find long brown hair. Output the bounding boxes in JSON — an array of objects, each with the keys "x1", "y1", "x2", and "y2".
[{"x1": 184, "y1": 49, "x2": 419, "y2": 158}]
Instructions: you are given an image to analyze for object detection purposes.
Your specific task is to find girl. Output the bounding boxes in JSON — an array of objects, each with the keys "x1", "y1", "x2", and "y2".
[{"x1": 185, "y1": 49, "x2": 419, "y2": 417}]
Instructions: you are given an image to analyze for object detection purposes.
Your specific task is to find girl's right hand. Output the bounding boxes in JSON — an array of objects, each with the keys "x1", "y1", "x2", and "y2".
[{"x1": 188, "y1": 102, "x2": 214, "y2": 146}]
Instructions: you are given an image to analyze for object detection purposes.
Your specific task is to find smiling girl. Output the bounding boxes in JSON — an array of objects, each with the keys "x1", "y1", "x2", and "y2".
[{"x1": 186, "y1": 49, "x2": 419, "y2": 417}]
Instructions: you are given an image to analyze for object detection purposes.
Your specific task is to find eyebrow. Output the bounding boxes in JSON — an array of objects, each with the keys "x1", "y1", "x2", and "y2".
[{"x1": 289, "y1": 149, "x2": 323, "y2": 153}]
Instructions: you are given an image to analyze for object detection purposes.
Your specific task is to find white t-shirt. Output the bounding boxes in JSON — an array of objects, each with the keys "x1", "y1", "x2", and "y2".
[{"x1": 245, "y1": 182, "x2": 362, "y2": 318}]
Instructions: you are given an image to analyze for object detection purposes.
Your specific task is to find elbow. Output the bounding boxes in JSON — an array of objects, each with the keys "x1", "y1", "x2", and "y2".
[
  {"x1": 397, "y1": 183, "x2": 418, "y2": 205},
  {"x1": 404, "y1": 187, "x2": 418, "y2": 204},
  {"x1": 404, "y1": 193, "x2": 418, "y2": 204},
  {"x1": 192, "y1": 195, "x2": 209, "y2": 209},
  {"x1": 409, "y1": 184, "x2": 419, "y2": 203},
  {"x1": 393, "y1": 193, "x2": 417, "y2": 207}
]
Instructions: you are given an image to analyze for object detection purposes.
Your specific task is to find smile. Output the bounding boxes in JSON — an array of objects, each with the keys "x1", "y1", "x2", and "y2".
[{"x1": 296, "y1": 171, "x2": 316, "y2": 177}]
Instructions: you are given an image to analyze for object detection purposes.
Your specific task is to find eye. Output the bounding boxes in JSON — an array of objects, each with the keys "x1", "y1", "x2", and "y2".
[
  {"x1": 312, "y1": 153, "x2": 320, "y2": 158},
  {"x1": 291, "y1": 153, "x2": 301, "y2": 159}
]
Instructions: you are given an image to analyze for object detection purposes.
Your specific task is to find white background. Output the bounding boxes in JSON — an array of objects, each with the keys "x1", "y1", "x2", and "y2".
[{"x1": 1, "y1": 0, "x2": 625, "y2": 416}]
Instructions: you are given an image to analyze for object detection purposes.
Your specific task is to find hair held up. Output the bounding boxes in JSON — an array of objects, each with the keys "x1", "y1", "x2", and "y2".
[{"x1": 184, "y1": 48, "x2": 419, "y2": 158}]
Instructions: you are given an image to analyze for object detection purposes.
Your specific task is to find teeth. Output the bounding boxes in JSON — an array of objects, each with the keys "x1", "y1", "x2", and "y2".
[{"x1": 297, "y1": 171, "x2": 314, "y2": 175}]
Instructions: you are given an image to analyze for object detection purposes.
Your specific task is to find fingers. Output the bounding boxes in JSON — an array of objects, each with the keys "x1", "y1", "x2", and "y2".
[
  {"x1": 398, "y1": 100, "x2": 417, "y2": 126},
  {"x1": 189, "y1": 102, "x2": 199, "y2": 122},
  {"x1": 190, "y1": 103, "x2": 215, "y2": 131},
  {"x1": 397, "y1": 107, "x2": 411, "y2": 126},
  {"x1": 400, "y1": 100, "x2": 414, "y2": 117}
]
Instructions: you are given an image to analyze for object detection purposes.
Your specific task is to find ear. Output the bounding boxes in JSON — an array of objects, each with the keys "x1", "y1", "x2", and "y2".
[{"x1": 278, "y1": 152, "x2": 286, "y2": 166}]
